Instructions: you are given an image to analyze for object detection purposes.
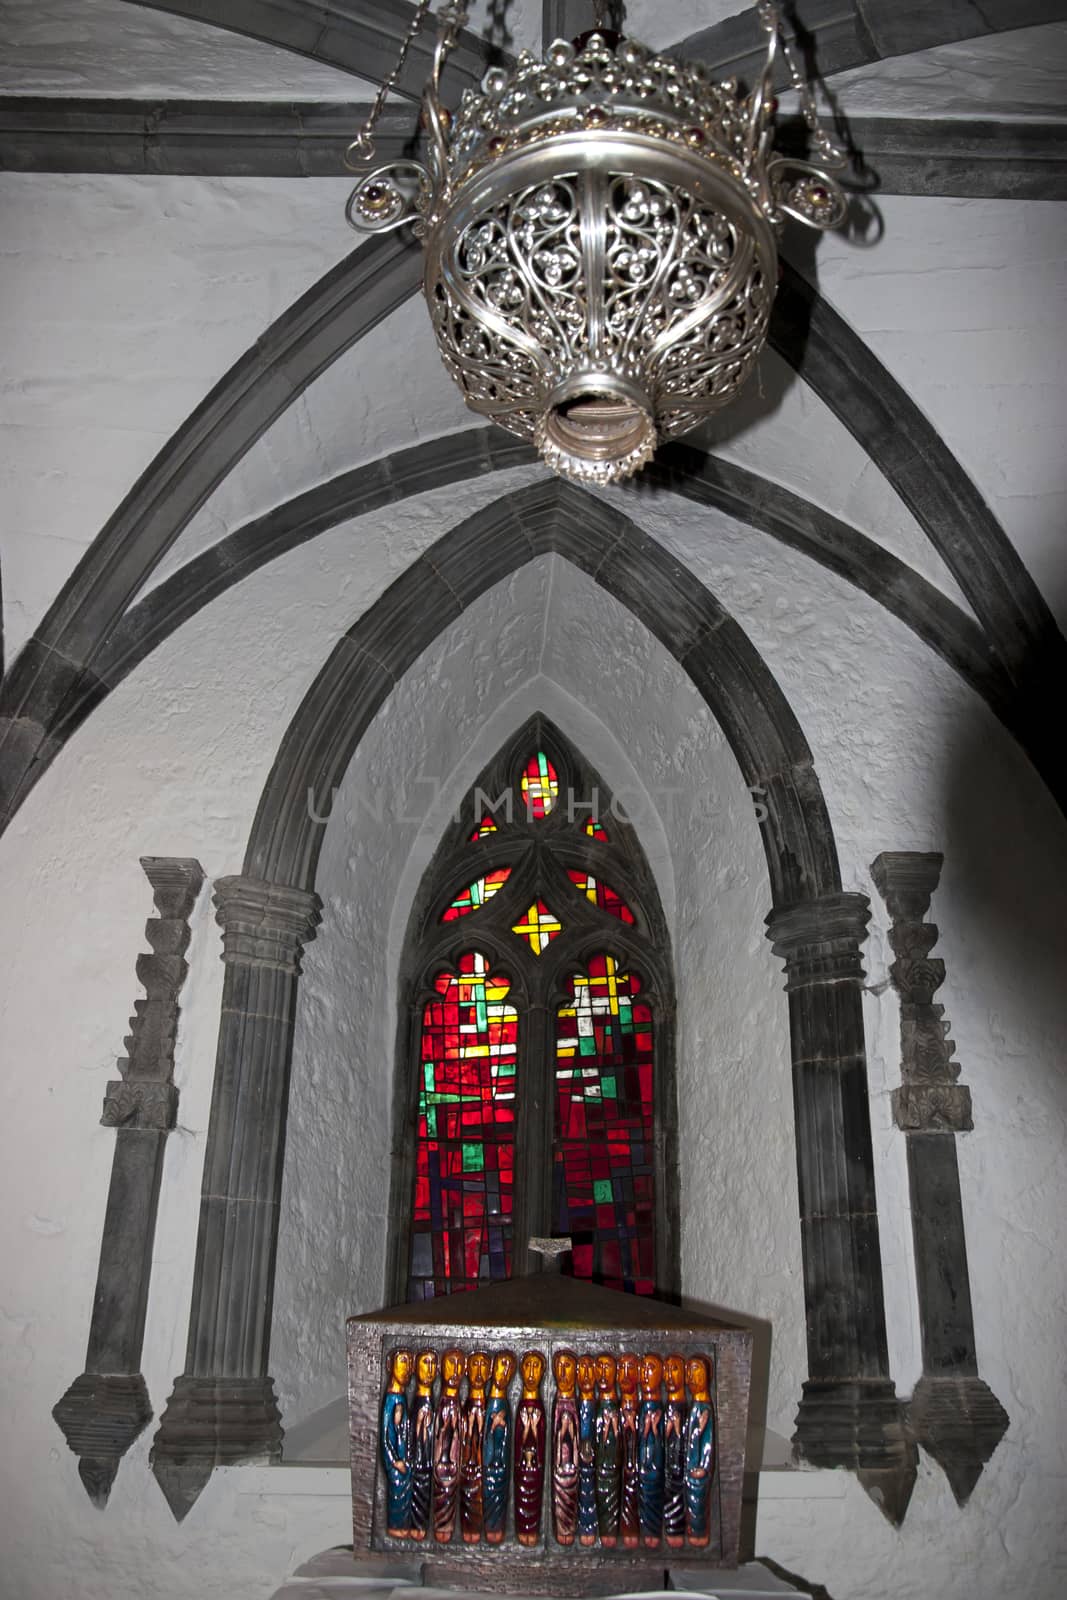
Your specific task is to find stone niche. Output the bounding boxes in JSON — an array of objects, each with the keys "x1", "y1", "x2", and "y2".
[{"x1": 347, "y1": 1276, "x2": 753, "y2": 1597}]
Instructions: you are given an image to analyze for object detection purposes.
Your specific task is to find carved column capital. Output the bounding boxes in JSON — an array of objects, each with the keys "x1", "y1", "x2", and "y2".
[
  {"x1": 870, "y1": 851, "x2": 943, "y2": 925},
  {"x1": 141, "y1": 856, "x2": 205, "y2": 922},
  {"x1": 765, "y1": 891, "x2": 872, "y2": 989},
  {"x1": 213, "y1": 875, "x2": 322, "y2": 973},
  {"x1": 101, "y1": 1079, "x2": 179, "y2": 1131},
  {"x1": 893, "y1": 1083, "x2": 973, "y2": 1134}
]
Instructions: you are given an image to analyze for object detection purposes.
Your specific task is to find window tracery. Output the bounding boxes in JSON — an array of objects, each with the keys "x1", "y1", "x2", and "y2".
[{"x1": 393, "y1": 720, "x2": 676, "y2": 1306}]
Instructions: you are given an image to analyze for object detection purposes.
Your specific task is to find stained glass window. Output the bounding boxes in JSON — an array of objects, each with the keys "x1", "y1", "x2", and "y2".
[
  {"x1": 512, "y1": 900, "x2": 563, "y2": 955},
  {"x1": 403, "y1": 726, "x2": 671, "y2": 1307},
  {"x1": 409, "y1": 953, "x2": 518, "y2": 1300},
  {"x1": 521, "y1": 752, "x2": 559, "y2": 819},
  {"x1": 441, "y1": 867, "x2": 512, "y2": 921},
  {"x1": 553, "y1": 955, "x2": 656, "y2": 1295},
  {"x1": 567, "y1": 870, "x2": 636, "y2": 924}
]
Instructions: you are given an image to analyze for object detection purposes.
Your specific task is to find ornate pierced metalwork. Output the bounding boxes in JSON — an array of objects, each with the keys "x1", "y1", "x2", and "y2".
[{"x1": 346, "y1": 6, "x2": 847, "y2": 485}]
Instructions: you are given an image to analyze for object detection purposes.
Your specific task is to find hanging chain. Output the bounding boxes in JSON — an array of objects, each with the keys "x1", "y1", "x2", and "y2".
[
  {"x1": 593, "y1": 0, "x2": 608, "y2": 26},
  {"x1": 345, "y1": 0, "x2": 436, "y2": 170},
  {"x1": 755, "y1": 1, "x2": 845, "y2": 168}
]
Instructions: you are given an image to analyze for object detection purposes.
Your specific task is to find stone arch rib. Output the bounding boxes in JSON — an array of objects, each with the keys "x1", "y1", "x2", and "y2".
[
  {"x1": 244, "y1": 478, "x2": 841, "y2": 904},
  {"x1": 4, "y1": 228, "x2": 1063, "y2": 830},
  {"x1": 150, "y1": 478, "x2": 915, "y2": 1522}
]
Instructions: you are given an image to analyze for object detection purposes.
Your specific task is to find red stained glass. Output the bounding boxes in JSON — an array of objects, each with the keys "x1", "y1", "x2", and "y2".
[
  {"x1": 567, "y1": 870, "x2": 636, "y2": 924},
  {"x1": 521, "y1": 752, "x2": 559, "y2": 819},
  {"x1": 441, "y1": 867, "x2": 512, "y2": 922},
  {"x1": 470, "y1": 814, "x2": 498, "y2": 841},
  {"x1": 583, "y1": 818, "x2": 609, "y2": 841},
  {"x1": 408, "y1": 953, "x2": 518, "y2": 1300},
  {"x1": 553, "y1": 955, "x2": 656, "y2": 1296}
]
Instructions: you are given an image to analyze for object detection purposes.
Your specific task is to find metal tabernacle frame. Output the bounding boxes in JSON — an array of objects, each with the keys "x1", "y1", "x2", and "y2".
[{"x1": 347, "y1": 1276, "x2": 753, "y2": 1597}]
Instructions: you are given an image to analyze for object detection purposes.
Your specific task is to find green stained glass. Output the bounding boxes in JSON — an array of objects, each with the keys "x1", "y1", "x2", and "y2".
[
  {"x1": 601, "y1": 1075, "x2": 617, "y2": 1098},
  {"x1": 463, "y1": 1143, "x2": 485, "y2": 1172},
  {"x1": 593, "y1": 1179, "x2": 614, "y2": 1204}
]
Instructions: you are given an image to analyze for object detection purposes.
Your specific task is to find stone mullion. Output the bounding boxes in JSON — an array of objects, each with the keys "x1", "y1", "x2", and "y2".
[
  {"x1": 150, "y1": 875, "x2": 321, "y2": 1521},
  {"x1": 767, "y1": 893, "x2": 916, "y2": 1523},
  {"x1": 53, "y1": 857, "x2": 204, "y2": 1509},
  {"x1": 871, "y1": 851, "x2": 1008, "y2": 1504}
]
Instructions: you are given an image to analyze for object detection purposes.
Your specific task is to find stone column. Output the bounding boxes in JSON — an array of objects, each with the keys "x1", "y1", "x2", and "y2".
[
  {"x1": 53, "y1": 857, "x2": 203, "y2": 1507},
  {"x1": 871, "y1": 852, "x2": 1008, "y2": 1504},
  {"x1": 151, "y1": 875, "x2": 321, "y2": 1521},
  {"x1": 766, "y1": 892, "x2": 916, "y2": 1524}
]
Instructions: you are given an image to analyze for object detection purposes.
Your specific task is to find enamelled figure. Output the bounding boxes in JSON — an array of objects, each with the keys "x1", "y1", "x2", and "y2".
[
  {"x1": 617, "y1": 1352, "x2": 641, "y2": 1548},
  {"x1": 663, "y1": 1352, "x2": 687, "y2": 1549},
  {"x1": 432, "y1": 1347, "x2": 465, "y2": 1544},
  {"x1": 514, "y1": 1350, "x2": 547, "y2": 1545},
  {"x1": 576, "y1": 1354, "x2": 599, "y2": 1547},
  {"x1": 461, "y1": 1348, "x2": 490, "y2": 1543},
  {"x1": 482, "y1": 1349, "x2": 516, "y2": 1545},
  {"x1": 551, "y1": 1349, "x2": 579, "y2": 1546},
  {"x1": 594, "y1": 1352, "x2": 621, "y2": 1547},
  {"x1": 638, "y1": 1352, "x2": 665, "y2": 1548},
  {"x1": 409, "y1": 1349, "x2": 437, "y2": 1541},
  {"x1": 381, "y1": 1347, "x2": 414, "y2": 1539},
  {"x1": 684, "y1": 1355, "x2": 715, "y2": 1548}
]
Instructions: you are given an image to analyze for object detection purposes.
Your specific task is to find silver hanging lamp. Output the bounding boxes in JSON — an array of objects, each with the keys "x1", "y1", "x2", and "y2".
[{"x1": 346, "y1": 2, "x2": 848, "y2": 486}]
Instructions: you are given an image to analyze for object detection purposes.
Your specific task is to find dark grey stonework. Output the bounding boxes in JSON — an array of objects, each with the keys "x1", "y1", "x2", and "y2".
[
  {"x1": 0, "y1": 99, "x2": 417, "y2": 177},
  {"x1": 774, "y1": 114, "x2": 1067, "y2": 202},
  {"x1": 6, "y1": 100, "x2": 1063, "y2": 200},
  {"x1": 151, "y1": 875, "x2": 321, "y2": 1521},
  {"x1": 870, "y1": 851, "x2": 1009, "y2": 1504},
  {"x1": 53, "y1": 857, "x2": 204, "y2": 1507},
  {"x1": 766, "y1": 893, "x2": 917, "y2": 1524},
  {"x1": 542, "y1": 1, "x2": 587, "y2": 48}
]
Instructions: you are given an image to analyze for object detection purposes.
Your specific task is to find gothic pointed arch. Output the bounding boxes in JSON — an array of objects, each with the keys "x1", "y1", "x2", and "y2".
[{"x1": 387, "y1": 716, "x2": 679, "y2": 1307}]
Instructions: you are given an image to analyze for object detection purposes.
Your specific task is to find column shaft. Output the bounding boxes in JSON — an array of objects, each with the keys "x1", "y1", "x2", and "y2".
[
  {"x1": 151, "y1": 876, "x2": 321, "y2": 1520},
  {"x1": 767, "y1": 893, "x2": 915, "y2": 1521}
]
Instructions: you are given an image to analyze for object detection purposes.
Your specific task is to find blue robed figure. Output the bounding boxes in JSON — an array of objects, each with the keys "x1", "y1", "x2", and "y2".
[
  {"x1": 683, "y1": 1355, "x2": 715, "y2": 1548},
  {"x1": 482, "y1": 1350, "x2": 516, "y2": 1543},
  {"x1": 638, "y1": 1353, "x2": 666, "y2": 1547},
  {"x1": 576, "y1": 1354, "x2": 599, "y2": 1545},
  {"x1": 381, "y1": 1348, "x2": 414, "y2": 1538}
]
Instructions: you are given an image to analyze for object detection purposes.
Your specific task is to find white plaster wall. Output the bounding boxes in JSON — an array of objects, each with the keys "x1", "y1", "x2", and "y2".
[
  {"x1": 0, "y1": 170, "x2": 353, "y2": 659},
  {"x1": 820, "y1": 21, "x2": 1067, "y2": 120},
  {"x1": 810, "y1": 196, "x2": 1067, "y2": 632},
  {"x1": 0, "y1": 0, "x2": 365, "y2": 97}
]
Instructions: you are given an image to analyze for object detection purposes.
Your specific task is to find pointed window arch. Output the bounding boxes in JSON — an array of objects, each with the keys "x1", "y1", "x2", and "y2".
[{"x1": 391, "y1": 718, "x2": 678, "y2": 1305}]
